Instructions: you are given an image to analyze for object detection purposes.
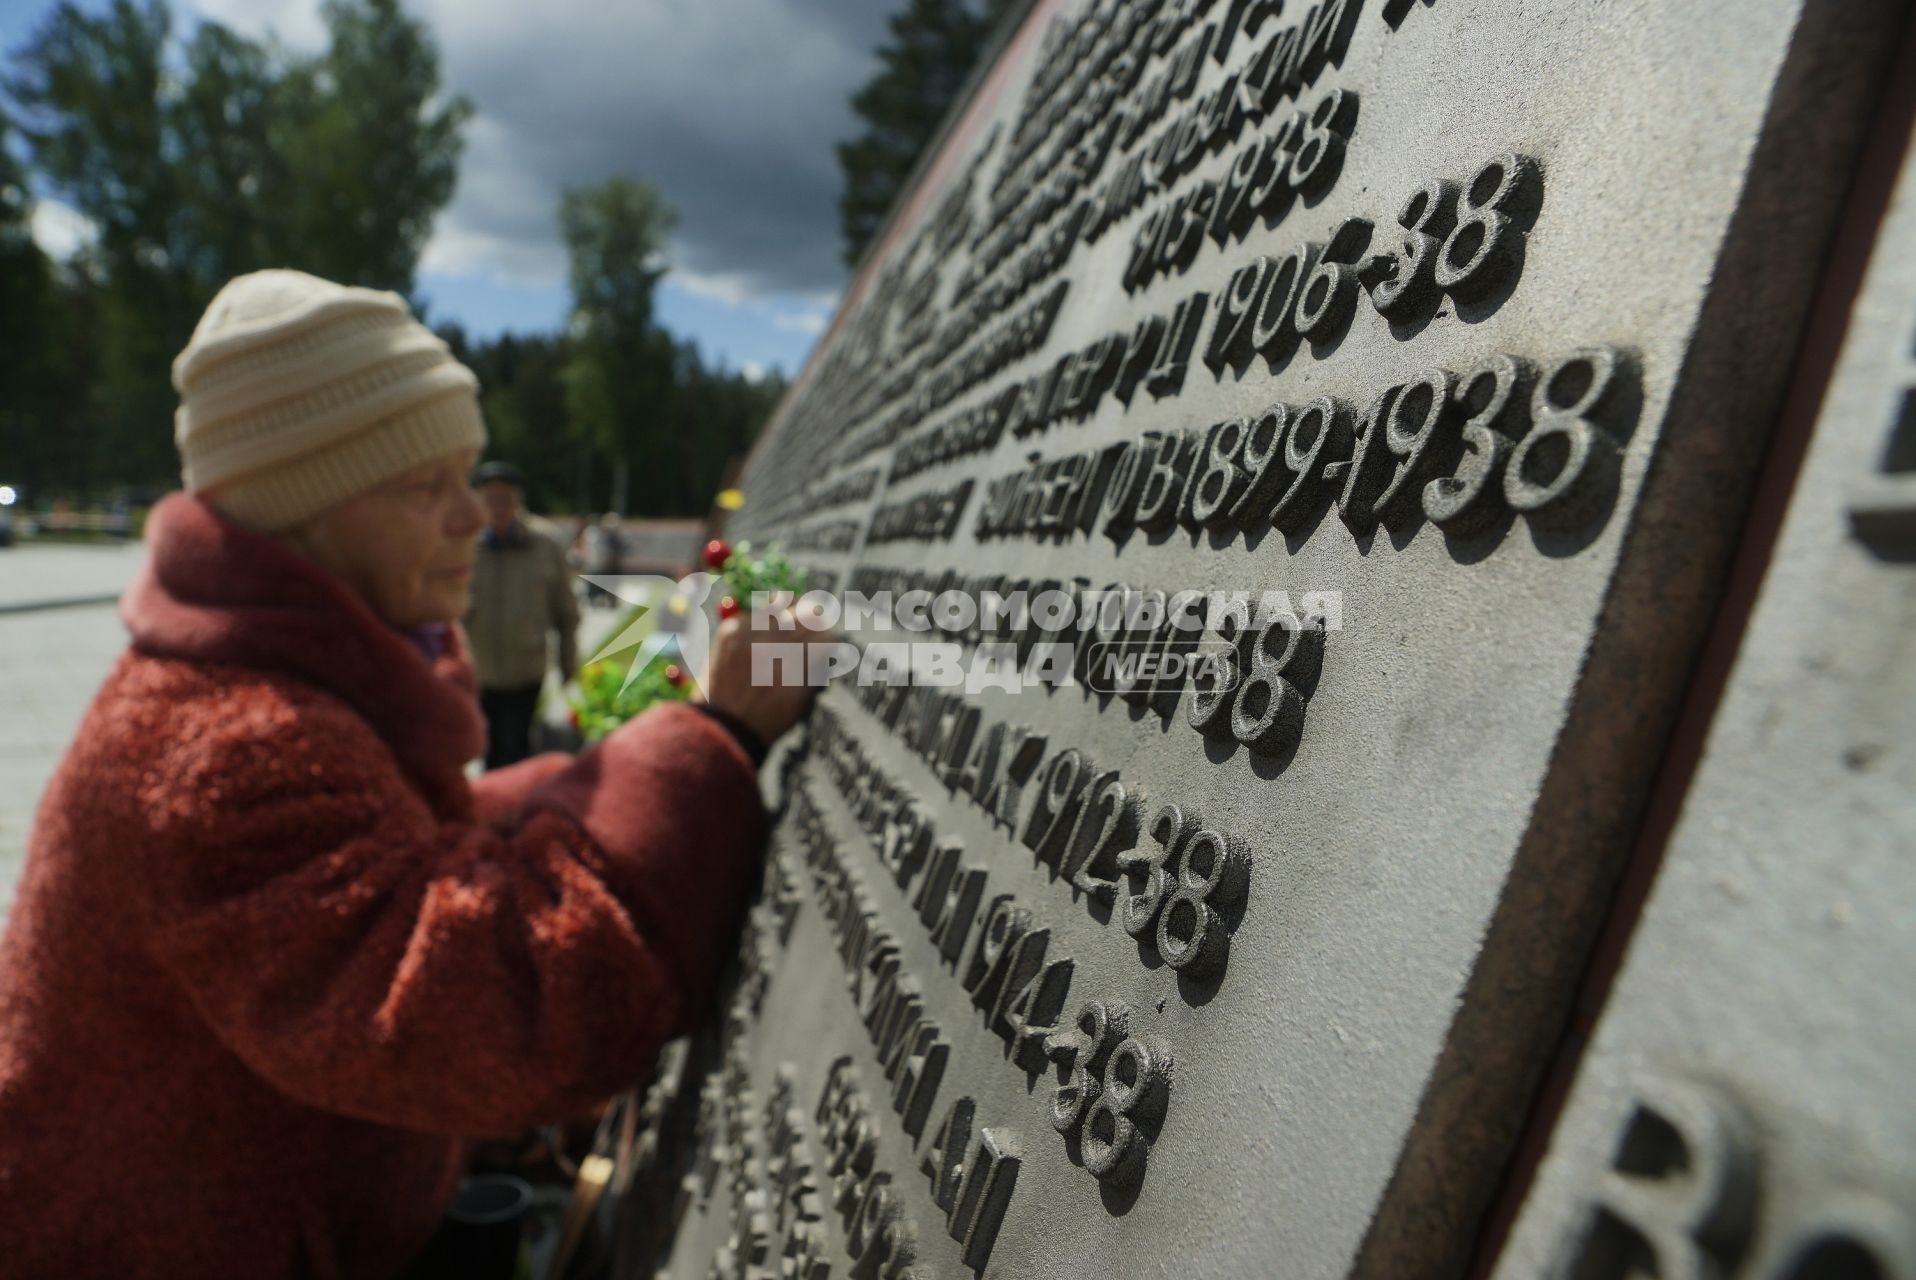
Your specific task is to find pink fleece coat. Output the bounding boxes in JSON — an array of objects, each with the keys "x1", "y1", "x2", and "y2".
[{"x1": 0, "y1": 494, "x2": 767, "y2": 1278}]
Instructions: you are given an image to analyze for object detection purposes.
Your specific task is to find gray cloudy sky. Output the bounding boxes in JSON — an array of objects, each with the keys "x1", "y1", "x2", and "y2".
[
  {"x1": 394, "y1": 0, "x2": 897, "y2": 297},
  {"x1": 11, "y1": 0, "x2": 908, "y2": 370}
]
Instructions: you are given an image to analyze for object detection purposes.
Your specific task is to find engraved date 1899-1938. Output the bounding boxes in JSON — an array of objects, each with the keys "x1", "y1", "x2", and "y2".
[{"x1": 979, "y1": 341, "x2": 1641, "y2": 548}]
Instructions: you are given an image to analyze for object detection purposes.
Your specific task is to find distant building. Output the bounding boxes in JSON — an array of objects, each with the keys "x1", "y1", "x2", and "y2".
[{"x1": 610, "y1": 518, "x2": 709, "y2": 579}]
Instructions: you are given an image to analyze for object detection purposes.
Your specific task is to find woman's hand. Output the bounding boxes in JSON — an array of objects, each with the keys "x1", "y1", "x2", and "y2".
[{"x1": 701, "y1": 593, "x2": 832, "y2": 745}]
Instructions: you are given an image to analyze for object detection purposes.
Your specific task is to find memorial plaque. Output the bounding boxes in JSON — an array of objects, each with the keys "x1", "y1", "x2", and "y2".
[
  {"x1": 625, "y1": 2, "x2": 1909, "y2": 1277},
  {"x1": 1490, "y1": 106, "x2": 1916, "y2": 1280}
]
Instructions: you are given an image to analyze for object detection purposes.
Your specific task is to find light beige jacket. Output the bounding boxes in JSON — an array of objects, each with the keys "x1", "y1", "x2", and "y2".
[{"x1": 464, "y1": 519, "x2": 580, "y2": 690}]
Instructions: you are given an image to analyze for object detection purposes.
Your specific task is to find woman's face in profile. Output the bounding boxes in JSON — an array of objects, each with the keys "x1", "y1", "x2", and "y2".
[{"x1": 287, "y1": 444, "x2": 486, "y2": 628}]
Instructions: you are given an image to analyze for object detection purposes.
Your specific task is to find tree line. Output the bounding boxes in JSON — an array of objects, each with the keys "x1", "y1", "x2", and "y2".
[
  {"x1": 0, "y1": 0, "x2": 1011, "y2": 515},
  {"x1": 0, "y1": 0, "x2": 782, "y2": 517}
]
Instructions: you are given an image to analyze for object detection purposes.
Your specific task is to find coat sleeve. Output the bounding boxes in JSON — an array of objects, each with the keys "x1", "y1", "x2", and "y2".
[
  {"x1": 469, "y1": 751, "x2": 574, "y2": 831},
  {"x1": 140, "y1": 698, "x2": 766, "y2": 1137}
]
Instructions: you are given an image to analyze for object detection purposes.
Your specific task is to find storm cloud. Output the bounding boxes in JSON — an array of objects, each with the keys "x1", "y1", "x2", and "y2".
[{"x1": 189, "y1": 0, "x2": 900, "y2": 301}]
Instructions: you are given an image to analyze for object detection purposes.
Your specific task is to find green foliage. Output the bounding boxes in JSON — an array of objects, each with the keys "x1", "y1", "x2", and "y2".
[
  {"x1": 3, "y1": 0, "x2": 468, "y2": 493},
  {"x1": 282, "y1": 0, "x2": 470, "y2": 293},
  {"x1": 2, "y1": 3, "x2": 783, "y2": 514},
  {"x1": 0, "y1": 111, "x2": 36, "y2": 246},
  {"x1": 8, "y1": 2, "x2": 175, "y2": 277},
  {"x1": 547, "y1": 176, "x2": 783, "y2": 516},
  {"x1": 460, "y1": 332, "x2": 581, "y2": 515},
  {"x1": 835, "y1": 0, "x2": 1020, "y2": 267},
  {"x1": 712, "y1": 540, "x2": 810, "y2": 604},
  {"x1": 570, "y1": 641, "x2": 694, "y2": 743},
  {"x1": 560, "y1": 177, "x2": 678, "y2": 514},
  {"x1": 434, "y1": 245, "x2": 784, "y2": 520},
  {"x1": 655, "y1": 343, "x2": 788, "y2": 517},
  {"x1": 10, "y1": 0, "x2": 467, "y2": 295},
  {"x1": 569, "y1": 541, "x2": 808, "y2": 740},
  {"x1": 0, "y1": 107, "x2": 66, "y2": 497},
  {"x1": 562, "y1": 177, "x2": 676, "y2": 343}
]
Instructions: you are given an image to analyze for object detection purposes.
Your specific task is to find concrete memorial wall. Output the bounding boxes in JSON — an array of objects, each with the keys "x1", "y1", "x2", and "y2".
[{"x1": 619, "y1": 2, "x2": 1913, "y2": 1277}]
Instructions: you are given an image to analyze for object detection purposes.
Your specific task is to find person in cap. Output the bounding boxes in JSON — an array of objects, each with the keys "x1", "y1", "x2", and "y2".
[
  {"x1": 464, "y1": 459, "x2": 579, "y2": 769},
  {"x1": 0, "y1": 269, "x2": 819, "y2": 1278}
]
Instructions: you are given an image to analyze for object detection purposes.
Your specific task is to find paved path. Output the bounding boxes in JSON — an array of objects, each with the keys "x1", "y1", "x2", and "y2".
[
  {"x1": 0, "y1": 545, "x2": 149, "y2": 922},
  {"x1": 1, "y1": 549, "x2": 633, "y2": 924},
  {"x1": 0, "y1": 539, "x2": 147, "y2": 612}
]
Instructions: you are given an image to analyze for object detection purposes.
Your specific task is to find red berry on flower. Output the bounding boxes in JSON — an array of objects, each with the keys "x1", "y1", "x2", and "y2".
[
  {"x1": 664, "y1": 663, "x2": 686, "y2": 687},
  {"x1": 717, "y1": 595, "x2": 741, "y2": 621},
  {"x1": 702, "y1": 539, "x2": 732, "y2": 570}
]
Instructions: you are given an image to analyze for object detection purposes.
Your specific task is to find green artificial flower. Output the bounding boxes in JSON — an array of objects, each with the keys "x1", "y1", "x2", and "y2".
[{"x1": 567, "y1": 539, "x2": 807, "y2": 741}]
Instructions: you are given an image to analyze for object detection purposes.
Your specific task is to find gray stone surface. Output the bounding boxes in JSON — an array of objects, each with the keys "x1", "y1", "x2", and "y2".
[
  {"x1": 1491, "y1": 99, "x2": 1916, "y2": 1280},
  {"x1": 636, "y1": 3, "x2": 1908, "y2": 1279}
]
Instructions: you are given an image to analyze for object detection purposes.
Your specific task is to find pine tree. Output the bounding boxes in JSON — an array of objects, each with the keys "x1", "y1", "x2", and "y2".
[{"x1": 834, "y1": 0, "x2": 1020, "y2": 268}]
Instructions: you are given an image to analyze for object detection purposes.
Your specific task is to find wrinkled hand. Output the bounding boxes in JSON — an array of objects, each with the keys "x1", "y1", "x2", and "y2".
[{"x1": 702, "y1": 593, "x2": 832, "y2": 746}]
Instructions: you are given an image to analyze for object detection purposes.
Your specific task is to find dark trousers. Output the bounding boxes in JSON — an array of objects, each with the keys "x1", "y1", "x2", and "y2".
[{"x1": 480, "y1": 682, "x2": 544, "y2": 771}]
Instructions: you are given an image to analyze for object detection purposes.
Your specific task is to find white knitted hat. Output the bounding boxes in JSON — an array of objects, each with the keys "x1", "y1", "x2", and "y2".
[{"x1": 173, "y1": 269, "x2": 487, "y2": 532}]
